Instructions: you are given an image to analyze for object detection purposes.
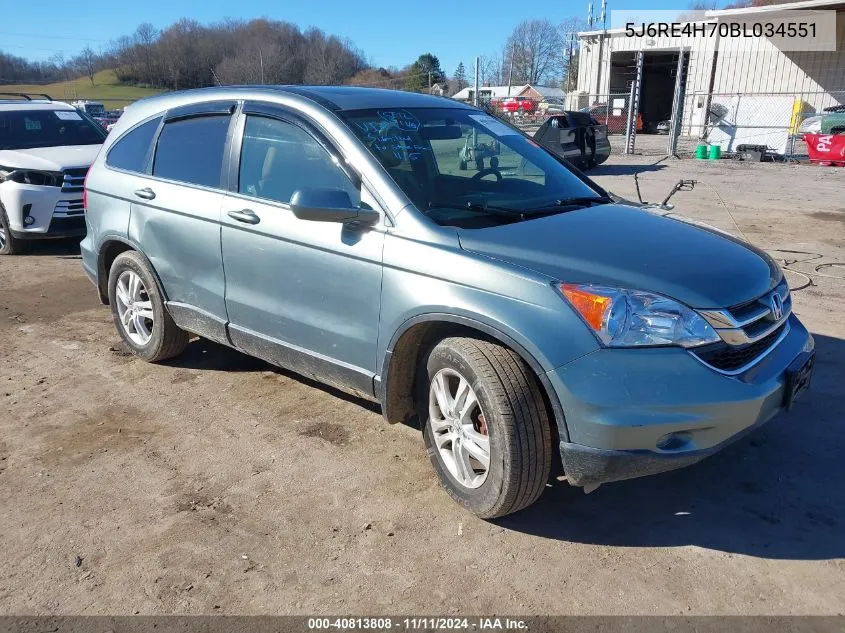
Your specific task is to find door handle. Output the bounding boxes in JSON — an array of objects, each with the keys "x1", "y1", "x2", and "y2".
[
  {"x1": 134, "y1": 187, "x2": 156, "y2": 200},
  {"x1": 227, "y1": 209, "x2": 260, "y2": 225}
]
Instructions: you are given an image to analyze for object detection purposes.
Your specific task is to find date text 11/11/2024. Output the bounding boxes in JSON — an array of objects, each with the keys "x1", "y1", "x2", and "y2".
[{"x1": 307, "y1": 617, "x2": 529, "y2": 630}]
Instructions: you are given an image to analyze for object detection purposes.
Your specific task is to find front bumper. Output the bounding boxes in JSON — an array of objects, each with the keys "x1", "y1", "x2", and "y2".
[
  {"x1": 10, "y1": 215, "x2": 86, "y2": 239},
  {"x1": 548, "y1": 314, "x2": 813, "y2": 487},
  {"x1": 1, "y1": 181, "x2": 86, "y2": 239}
]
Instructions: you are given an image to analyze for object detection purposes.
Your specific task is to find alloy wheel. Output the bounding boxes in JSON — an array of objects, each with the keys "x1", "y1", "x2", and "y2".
[
  {"x1": 428, "y1": 368, "x2": 490, "y2": 489},
  {"x1": 115, "y1": 270, "x2": 154, "y2": 346}
]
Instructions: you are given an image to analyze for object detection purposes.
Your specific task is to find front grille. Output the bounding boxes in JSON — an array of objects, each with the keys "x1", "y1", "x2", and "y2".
[
  {"x1": 61, "y1": 167, "x2": 88, "y2": 193},
  {"x1": 694, "y1": 322, "x2": 787, "y2": 372}
]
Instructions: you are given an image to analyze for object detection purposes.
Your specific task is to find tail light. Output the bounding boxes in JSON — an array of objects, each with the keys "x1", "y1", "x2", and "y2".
[{"x1": 82, "y1": 167, "x2": 91, "y2": 211}]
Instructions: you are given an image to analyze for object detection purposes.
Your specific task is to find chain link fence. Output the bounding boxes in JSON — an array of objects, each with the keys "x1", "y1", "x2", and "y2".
[
  {"x1": 495, "y1": 93, "x2": 636, "y2": 154},
  {"x1": 672, "y1": 89, "x2": 845, "y2": 160}
]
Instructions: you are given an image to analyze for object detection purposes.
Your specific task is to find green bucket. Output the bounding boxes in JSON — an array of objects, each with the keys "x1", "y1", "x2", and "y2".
[
  {"x1": 708, "y1": 144, "x2": 722, "y2": 160},
  {"x1": 695, "y1": 144, "x2": 708, "y2": 159}
]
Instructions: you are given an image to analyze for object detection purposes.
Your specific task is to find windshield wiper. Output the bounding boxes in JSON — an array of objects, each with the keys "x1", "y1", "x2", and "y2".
[
  {"x1": 525, "y1": 195, "x2": 612, "y2": 215},
  {"x1": 428, "y1": 200, "x2": 525, "y2": 220}
]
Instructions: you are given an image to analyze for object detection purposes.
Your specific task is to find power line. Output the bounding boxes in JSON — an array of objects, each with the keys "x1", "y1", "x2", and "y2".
[{"x1": 0, "y1": 31, "x2": 109, "y2": 42}]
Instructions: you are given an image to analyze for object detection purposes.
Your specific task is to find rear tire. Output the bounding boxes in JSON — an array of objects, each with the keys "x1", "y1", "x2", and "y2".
[
  {"x1": 107, "y1": 250, "x2": 188, "y2": 362},
  {"x1": 0, "y1": 204, "x2": 30, "y2": 255},
  {"x1": 421, "y1": 337, "x2": 552, "y2": 518}
]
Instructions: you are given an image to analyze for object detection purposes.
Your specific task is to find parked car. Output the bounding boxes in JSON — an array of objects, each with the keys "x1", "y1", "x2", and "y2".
[
  {"x1": 539, "y1": 97, "x2": 566, "y2": 115},
  {"x1": 71, "y1": 99, "x2": 106, "y2": 119},
  {"x1": 799, "y1": 106, "x2": 845, "y2": 135},
  {"x1": 533, "y1": 112, "x2": 611, "y2": 170},
  {"x1": 82, "y1": 86, "x2": 814, "y2": 518},
  {"x1": 581, "y1": 103, "x2": 644, "y2": 134},
  {"x1": 493, "y1": 96, "x2": 537, "y2": 114},
  {"x1": 0, "y1": 92, "x2": 107, "y2": 254}
]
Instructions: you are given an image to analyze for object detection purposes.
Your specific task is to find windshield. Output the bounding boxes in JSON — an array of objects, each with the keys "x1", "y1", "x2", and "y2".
[
  {"x1": 340, "y1": 107, "x2": 604, "y2": 228},
  {"x1": 0, "y1": 109, "x2": 106, "y2": 150}
]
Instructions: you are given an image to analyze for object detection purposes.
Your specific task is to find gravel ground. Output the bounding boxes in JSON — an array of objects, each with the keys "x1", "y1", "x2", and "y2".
[{"x1": 1, "y1": 156, "x2": 844, "y2": 615}]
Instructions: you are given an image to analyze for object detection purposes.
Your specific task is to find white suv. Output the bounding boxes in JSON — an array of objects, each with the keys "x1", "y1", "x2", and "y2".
[{"x1": 0, "y1": 93, "x2": 106, "y2": 254}]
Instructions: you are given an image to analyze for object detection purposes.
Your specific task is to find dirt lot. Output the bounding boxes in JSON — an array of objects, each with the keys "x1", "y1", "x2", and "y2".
[{"x1": 1, "y1": 156, "x2": 844, "y2": 616}]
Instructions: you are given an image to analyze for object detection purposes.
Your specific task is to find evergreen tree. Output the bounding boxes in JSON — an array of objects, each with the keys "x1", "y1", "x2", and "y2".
[
  {"x1": 453, "y1": 62, "x2": 468, "y2": 92},
  {"x1": 404, "y1": 53, "x2": 445, "y2": 92}
]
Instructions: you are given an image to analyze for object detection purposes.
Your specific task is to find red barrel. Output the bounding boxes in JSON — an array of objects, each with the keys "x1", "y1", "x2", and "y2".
[{"x1": 804, "y1": 133, "x2": 845, "y2": 166}]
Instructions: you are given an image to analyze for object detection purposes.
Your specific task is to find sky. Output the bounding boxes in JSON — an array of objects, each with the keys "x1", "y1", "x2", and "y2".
[{"x1": 2, "y1": 0, "x2": 720, "y2": 78}]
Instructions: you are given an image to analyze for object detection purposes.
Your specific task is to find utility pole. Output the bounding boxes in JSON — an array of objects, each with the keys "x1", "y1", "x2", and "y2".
[
  {"x1": 474, "y1": 56, "x2": 480, "y2": 107},
  {"x1": 428, "y1": 71, "x2": 432, "y2": 92},
  {"x1": 259, "y1": 48, "x2": 264, "y2": 85},
  {"x1": 595, "y1": 0, "x2": 607, "y2": 96},
  {"x1": 507, "y1": 42, "x2": 515, "y2": 97}
]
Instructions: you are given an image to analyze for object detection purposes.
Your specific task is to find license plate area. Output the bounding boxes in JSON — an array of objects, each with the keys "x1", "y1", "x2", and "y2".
[{"x1": 784, "y1": 350, "x2": 814, "y2": 410}]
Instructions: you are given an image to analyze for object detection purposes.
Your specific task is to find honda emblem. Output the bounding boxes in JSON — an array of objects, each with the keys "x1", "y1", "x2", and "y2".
[{"x1": 770, "y1": 293, "x2": 784, "y2": 321}]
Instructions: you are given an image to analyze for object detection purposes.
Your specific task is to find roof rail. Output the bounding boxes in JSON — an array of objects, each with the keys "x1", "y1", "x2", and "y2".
[{"x1": 0, "y1": 92, "x2": 53, "y2": 101}]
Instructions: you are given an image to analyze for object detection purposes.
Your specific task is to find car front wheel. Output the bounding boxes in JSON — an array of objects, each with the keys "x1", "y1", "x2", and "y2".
[
  {"x1": 421, "y1": 337, "x2": 552, "y2": 518},
  {"x1": 0, "y1": 203, "x2": 30, "y2": 255}
]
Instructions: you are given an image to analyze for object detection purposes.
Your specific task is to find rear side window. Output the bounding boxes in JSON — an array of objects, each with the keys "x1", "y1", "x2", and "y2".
[
  {"x1": 106, "y1": 117, "x2": 161, "y2": 173},
  {"x1": 153, "y1": 115, "x2": 230, "y2": 188}
]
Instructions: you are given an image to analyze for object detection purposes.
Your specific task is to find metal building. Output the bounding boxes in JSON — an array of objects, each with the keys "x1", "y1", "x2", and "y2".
[{"x1": 574, "y1": 0, "x2": 845, "y2": 150}]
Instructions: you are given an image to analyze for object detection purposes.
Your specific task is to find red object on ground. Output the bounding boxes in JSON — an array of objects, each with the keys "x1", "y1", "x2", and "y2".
[{"x1": 804, "y1": 133, "x2": 845, "y2": 166}]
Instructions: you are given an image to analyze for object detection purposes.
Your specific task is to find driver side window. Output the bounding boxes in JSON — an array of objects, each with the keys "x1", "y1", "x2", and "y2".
[
  {"x1": 239, "y1": 115, "x2": 360, "y2": 207},
  {"x1": 428, "y1": 124, "x2": 545, "y2": 184}
]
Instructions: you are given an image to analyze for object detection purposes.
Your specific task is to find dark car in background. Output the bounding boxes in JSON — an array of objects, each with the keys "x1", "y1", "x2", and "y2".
[{"x1": 534, "y1": 111, "x2": 611, "y2": 170}]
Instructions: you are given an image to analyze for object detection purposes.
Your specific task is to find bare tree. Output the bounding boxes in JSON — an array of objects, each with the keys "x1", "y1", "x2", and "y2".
[
  {"x1": 134, "y1": 23, "x2": 158, "y2": 85},
  {"x1": 503, "y1": 19, "x2": 563, "y2": 86},
  {"x1": 477, "y1": 55, "x2": 502, "y2": 86},
  {"x1": 560, "y1": 17, "x2": 587, "y2": 92},
  {"x1": 11, "y1": 17, "x2": 369, "y2": 91},
  {"x1": 79, "y1": 46, "x2": 97, "y2": 85}
]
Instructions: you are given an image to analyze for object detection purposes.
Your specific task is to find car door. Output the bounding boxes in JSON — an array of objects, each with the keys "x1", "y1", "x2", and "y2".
[
  {"x1": 220, "y1": 103, "x2": 386, "y2": 397},
  {"x1": 127, "y1": 101, "x2": 236, "y2": 344}
]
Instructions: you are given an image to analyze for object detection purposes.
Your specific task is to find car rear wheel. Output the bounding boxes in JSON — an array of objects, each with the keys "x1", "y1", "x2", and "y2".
[
  {"x1": 421, "y1": 337, "x2": 552, "y2": 518},
  {"x1": 0, "y1": 204, "x2": 30, "y2": 255},
  {"x1": 107, "y1": 250, "x2": 188, "y2": 362}
]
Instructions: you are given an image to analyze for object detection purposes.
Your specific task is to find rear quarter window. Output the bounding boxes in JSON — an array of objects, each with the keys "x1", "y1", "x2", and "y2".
[{"x1": 106, "y1": 117, "x2": 162, "y2": 173}]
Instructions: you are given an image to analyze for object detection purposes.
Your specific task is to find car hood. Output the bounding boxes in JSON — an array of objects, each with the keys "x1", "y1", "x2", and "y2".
[
  {"x1": 457, "y1": 203, "x2": 780, "y2": 309},
  {"x1": 0, "y1": 145, "x2": 101, "y2": 172}
]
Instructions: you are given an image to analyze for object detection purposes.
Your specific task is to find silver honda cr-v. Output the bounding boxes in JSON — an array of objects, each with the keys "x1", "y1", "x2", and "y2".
[{"x1": 81, "y1": 86, "x2": 814, "y2": 518}]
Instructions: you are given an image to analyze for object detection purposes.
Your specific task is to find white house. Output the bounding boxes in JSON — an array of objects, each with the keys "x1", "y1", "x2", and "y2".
[{"x1": 452, "y1": 84, "x2": 566, "y2": 103}]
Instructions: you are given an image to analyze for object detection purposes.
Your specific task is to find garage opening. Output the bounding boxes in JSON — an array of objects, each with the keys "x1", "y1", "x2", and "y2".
[{"x1": 608, "y1": 50, "x2": 690, "y2": 133}]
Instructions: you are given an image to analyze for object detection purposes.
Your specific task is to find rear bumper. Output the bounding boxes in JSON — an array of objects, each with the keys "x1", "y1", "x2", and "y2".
[{"x1": 548, "y1": 314, "x2": 813, "y2": 487}]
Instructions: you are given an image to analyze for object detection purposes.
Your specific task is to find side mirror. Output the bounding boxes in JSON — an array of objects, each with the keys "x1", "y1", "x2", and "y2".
[{"x1": 289, "y1": 188, "x2": 379, "y2": 225}]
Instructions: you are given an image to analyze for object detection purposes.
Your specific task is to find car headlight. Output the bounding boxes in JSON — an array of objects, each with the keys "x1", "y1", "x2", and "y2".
[
  {"x1": 559, "y1": 283, "x2": 720, "y2": 348},
  {"x1": 799, "y1": 116, "x2": 822, "y2": 134},
  {"x1": 0, "y1": 169, "x2": 62, "y2": 186}
]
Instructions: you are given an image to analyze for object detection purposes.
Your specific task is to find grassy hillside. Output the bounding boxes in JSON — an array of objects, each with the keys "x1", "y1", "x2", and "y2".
[{"x1": 0, "y1": 70, "x2": 163, "y2": 109}]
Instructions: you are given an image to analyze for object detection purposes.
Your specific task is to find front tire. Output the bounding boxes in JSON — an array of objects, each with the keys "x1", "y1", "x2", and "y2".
[
  {"x1": 421, "y1": 337, "x2": 552, "y2": 518},
  {"x1": 107, "y1": 250, "x2": 188, "y2": 362},
  {"x1": 0, "y1": 203, "x2": 30, "y2": 255}
]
